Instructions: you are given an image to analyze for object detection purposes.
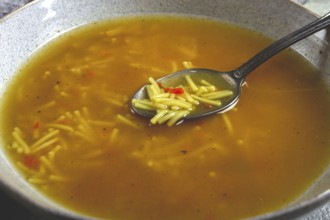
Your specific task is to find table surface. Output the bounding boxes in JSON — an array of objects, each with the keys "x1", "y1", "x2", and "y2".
[{"x1": 0, "y1": 0, "x2": 330, "y2": 219}]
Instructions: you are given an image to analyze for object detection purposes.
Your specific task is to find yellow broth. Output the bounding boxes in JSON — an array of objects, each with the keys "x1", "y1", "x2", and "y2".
[{"x1": 1, "y1": 16, "x2": 330, "y2": 220}]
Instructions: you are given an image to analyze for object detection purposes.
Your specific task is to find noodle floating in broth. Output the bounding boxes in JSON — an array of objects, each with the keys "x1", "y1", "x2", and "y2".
[{"x1": 1, "y1": 16, "x2": 330, "y2": 220}]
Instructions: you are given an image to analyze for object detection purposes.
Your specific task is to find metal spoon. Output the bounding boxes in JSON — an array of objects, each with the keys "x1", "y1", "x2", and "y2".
[{"x1": 131, "y1": 12, "x2": 330, "y2": 120}]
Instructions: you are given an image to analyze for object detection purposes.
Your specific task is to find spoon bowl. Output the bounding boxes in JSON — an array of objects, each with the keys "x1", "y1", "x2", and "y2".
[
  {"x1": 132, "y1": 68, "x2": 242, "y2": 119},
  {"x1": 131, "y1": 11, "x2": 330, "y2": 120}
]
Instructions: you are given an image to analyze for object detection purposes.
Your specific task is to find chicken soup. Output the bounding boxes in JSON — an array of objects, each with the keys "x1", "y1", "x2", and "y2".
[{"x1": 1, "y1": 16, "x2": 330, "y2": 220}]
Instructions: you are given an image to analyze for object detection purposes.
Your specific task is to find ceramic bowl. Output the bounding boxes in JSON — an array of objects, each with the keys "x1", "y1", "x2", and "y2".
[{"x1": 0, "y1": 0, "x2": 330, "y2": 219}]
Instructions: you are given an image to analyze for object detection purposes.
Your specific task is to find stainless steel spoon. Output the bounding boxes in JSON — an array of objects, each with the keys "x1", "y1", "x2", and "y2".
[{"x1": 131, "y1": 11, "x2": 330, "y2": 120}]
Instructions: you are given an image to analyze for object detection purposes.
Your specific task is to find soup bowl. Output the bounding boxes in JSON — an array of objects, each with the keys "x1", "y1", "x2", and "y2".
[{"x1": 1, "y1": 0, "x2": 330, "y2": 219}]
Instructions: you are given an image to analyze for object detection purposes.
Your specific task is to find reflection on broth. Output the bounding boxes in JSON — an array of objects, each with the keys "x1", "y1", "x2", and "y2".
[{"x1": 1, "y1": 16, "x2": 330, "y2": 220}]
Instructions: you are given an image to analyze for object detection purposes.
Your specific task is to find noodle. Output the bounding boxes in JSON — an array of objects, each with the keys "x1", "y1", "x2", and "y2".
[
  {"x1": 28, "y1": 178, "x2": 47, "y2": 185},
  {"x1": 150, "y1": 110, "x2": 169, "y2": 124},
  {"x1": 40, "y1": 156, "x2": 57, "y2": 173},
  {"x1": 182, "y1": 61, "x2": 193, "y2": 69},
  {"x1": 190, "y1": 94, "x2": 221, "y2": 106},
  {"x1": 49, "y1": 175, "x2": 69, "y2": 182},
  {"x1": 109, "y1": 128, "x2": 119, "y2": 143},
  {"x1": 31, "y1": 137, "x2": 60, "y2": 153},
  {"x1": 184, "y1": 75, "x2": 199, "y2": 92},
  {"x1": 116, "y1": 114, "x2": 140, "y2": 129},
  {"x1": 12, "y1": 128, "x2": 30, "y2": 154},
  {"x1": 167, "y1": 110, "x2": 189, "y2": 126},
  {"x1": 105, "y1": 98, "x2": 124, "y2": 107},
  {"x1": 31, "y1": 129, "x2": 60, "y2": 149},
  {"x1": 132, "y1": 75, "x2": 233, "y2": 125},
  {"x1": 222, "y1": 114, "x2": 233, "y2": 134},
  {"x1": 201, "y1": 90, "x2": 234, "y2": 99},
  {"x1": 47, "y1": 123, "x2": 74, "y2": 132}
]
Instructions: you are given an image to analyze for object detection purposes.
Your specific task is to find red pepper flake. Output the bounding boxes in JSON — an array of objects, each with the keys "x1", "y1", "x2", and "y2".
[
  {"x1": 23, "y1": 155, "x2": 39, "y2": 169},
  {"x1": 102, "y1": 51, "x2": 112, "y2": 57},
  {"x1": 33, "y1": 121, "x2": 40, "y2": 129},
  {"x1": 164, "y1": 87, "x2": 185, "y2": 94},
  {"x1": 156, "y1": 81, "x2": 184, "y2": 94},
  {"x1": 87, "y1": 70, "x2": 96, "y2": 77}
]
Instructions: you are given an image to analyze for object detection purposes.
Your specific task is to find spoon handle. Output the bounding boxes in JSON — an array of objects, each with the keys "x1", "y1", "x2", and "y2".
[{"x1": 234, "y1": 11, "x2": 330, "y2": 79}]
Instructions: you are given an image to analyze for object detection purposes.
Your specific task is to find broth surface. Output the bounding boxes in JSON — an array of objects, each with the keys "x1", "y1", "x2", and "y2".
[{"x1": 1, "y1": 16, "x2": 330, "y2": 220}]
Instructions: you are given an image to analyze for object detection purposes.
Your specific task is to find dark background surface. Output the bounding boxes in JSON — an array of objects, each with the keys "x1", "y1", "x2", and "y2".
[{"x1": 0, "y1": 190, "x2": 40, "y2": 219}]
